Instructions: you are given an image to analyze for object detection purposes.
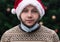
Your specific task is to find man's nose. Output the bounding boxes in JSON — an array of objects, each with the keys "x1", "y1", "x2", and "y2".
[{"x1": 28, "y1": 11, "x2": 32, "y2": 17}]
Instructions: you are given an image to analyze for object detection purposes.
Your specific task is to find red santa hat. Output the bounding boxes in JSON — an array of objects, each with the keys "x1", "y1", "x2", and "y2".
[{"x1": 11, "y1": 0, "x2": 45, "y2": 20}]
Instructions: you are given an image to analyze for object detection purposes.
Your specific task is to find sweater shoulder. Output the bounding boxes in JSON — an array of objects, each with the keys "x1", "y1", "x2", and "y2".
[
  {"x1": 3, "y1": 25, "x2": 20, "y2": 35},
  {"x1": 40, "y1": 25, "x2": 56, "y2": 34},
  {"x1": 1, "y1": 25, "x2": 19, "y2": 42}
]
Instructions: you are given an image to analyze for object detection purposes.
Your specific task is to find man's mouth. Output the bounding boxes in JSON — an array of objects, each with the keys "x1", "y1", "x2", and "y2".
[{"x1": 26, "y1": 20, "x2": 34, "y2": 23}]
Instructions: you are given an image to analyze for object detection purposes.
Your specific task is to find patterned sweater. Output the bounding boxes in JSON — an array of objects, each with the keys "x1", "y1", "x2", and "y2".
[{"x1": 1, "y1": 25, "x2": 59, "y2": 42}]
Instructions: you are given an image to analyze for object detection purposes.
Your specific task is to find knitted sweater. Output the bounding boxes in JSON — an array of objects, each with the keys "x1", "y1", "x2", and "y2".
[{"x1": 1, "y1": 25, "x2": 59, "y2": 42}]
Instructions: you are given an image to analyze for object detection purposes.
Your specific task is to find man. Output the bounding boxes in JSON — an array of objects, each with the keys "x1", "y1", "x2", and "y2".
[{"x1": 1, "y1": 0, "x2": 59, "y2": 42}]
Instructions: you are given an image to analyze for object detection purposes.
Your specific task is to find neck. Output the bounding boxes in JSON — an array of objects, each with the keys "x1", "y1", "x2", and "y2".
[{"x1": 20, "y1": 22, "x2": 40, "y2": 32}]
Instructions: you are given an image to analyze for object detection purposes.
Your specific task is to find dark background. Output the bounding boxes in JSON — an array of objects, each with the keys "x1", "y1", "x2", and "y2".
[{"x1": 0, "y1": 0, "x2": 60, "y2": 39}]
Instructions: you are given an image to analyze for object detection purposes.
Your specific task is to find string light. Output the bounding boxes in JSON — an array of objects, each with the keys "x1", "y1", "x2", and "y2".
[
  {"x1": 52, "y1": 15, "x2": 56, "y2": 20},
  {"x1": 40, "y1": 21, "x2": 43, "y2": 25},
  {"x1": 55, "y1": 29, "x2": 58, "y2": 33},
  {"x1": 6, "y1": 7, "x2": 10, "y2": 12},
  {"x1": 45, "y1": 6, "x2": 48, "y2": 10}
]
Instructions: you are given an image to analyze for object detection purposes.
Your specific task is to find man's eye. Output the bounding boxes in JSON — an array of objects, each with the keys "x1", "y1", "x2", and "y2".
[
  {"x1": 32, "y1": 10, "x2": 38, "y2": 13},
  {"x1": 22, "y1": 10, "x2": 28, "y2": 13}
]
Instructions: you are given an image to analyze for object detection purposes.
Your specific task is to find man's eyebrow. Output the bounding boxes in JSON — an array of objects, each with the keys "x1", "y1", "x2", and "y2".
[
  {"x1": 23, "y1": 7, "x2": 28, "y2": 10},
  {"x1": 22, "y1": 8, "x2": 28, "y2": 11},
  {"x1": 33, "y1": 8, "x2": 37, "y2": 10}
]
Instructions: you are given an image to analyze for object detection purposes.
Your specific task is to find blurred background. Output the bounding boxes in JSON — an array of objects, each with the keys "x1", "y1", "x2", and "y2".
[{"x1": 0, "y1": 0, "x2": 60, "y2": 40}]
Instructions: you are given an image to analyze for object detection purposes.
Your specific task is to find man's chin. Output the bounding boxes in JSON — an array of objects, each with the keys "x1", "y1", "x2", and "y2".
[
  {"x1": 24, "y1": 24, "x2": 34, "y2": 28},
  {"x1": 21, "y1": 21, "x2": 37, "y2": 28}
]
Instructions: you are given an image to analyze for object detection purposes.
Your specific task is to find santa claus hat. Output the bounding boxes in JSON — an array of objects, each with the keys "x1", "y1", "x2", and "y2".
[{"x1": 11, "y1": 0, "x2": 45, "y2": 20}]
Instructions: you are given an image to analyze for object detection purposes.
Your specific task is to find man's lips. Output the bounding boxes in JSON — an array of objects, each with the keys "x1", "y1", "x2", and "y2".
[
  {"x1": 26, "y1": 19, "x2": 34, "y2": 21},
  {"x1": 26, "y1": 20, "x2": 34, "y2": 22}
]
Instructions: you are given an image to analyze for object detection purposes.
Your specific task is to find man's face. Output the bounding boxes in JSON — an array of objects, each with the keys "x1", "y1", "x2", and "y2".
[{"x1": 20, "y1": 5, "x2": 40, "y2": 27}]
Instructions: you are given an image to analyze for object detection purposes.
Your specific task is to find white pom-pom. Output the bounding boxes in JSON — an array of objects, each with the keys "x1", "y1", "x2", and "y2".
[{"x1": 11, "y1": 8, "x2": 16, "y2": 14}]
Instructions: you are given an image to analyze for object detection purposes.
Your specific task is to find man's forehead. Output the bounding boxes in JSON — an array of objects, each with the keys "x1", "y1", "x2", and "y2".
[{"x1": 23, "y1": 4, "x2": 37, "y2": 10}]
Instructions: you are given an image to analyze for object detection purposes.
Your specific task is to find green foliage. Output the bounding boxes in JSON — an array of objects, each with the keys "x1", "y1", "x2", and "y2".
[{"x1": 0, "y1": 0, "x2": 20, "y2": 39}]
